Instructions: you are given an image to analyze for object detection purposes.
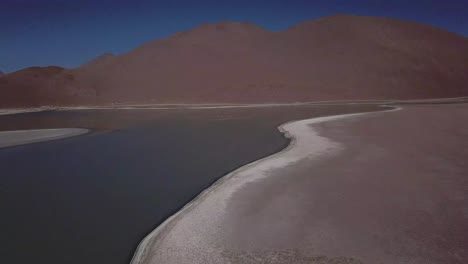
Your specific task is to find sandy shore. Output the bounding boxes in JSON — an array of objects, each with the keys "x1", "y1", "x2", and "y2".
[
  {"x1": 0, "y1": 128, "x2": 89, "y2": 148},
  {"x1": 133, "y1": 103, "x2": 468, "y2": 264}
]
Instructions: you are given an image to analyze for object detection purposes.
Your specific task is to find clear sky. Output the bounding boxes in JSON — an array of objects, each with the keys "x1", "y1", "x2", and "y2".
[{"x1": 1, "y1": 0, "x2": 467, "y2": 73}]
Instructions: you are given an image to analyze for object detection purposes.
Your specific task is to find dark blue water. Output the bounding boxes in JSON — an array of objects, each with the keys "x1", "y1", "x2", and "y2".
[{"x1": 0, "y1": 105, "x2": 379, "y2": 264}]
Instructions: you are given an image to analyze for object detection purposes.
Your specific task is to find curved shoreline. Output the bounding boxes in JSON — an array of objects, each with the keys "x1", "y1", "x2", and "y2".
[
  {"x1": 0, "y1": 128, "x2": 90, "y2": 148},
  {"x1": 130, "y1": 106, "x2": 400, "y2": 264}
]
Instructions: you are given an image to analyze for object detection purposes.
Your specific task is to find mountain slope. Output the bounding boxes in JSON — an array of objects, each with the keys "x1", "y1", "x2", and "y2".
[
  {"x1": 2, "y1": 15, "x2": 468, "y2": 107},
  {"x1": 0, "y1": 66, "x2": 97, "y2": 107}
]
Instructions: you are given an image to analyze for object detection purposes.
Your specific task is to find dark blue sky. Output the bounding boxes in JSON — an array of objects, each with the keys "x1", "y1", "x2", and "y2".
[{"x1": 1, "y1": 0, "x2": 467, "y2": 73}]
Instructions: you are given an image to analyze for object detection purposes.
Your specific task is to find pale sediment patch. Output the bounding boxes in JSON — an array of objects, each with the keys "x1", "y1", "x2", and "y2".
[
  {"x1": 0, "y1": 108, "x2": 45, "y2": 115},
  {"x1": 131, "y1": 107, "x2": 399, "y2": 264},
  {"x1": 0, "y1": 128, "x2": 89, "y2": 148}
]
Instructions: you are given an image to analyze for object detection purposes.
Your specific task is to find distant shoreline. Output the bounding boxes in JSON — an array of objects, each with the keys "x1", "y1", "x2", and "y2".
[{"x1": 0, "y1": 96, "x2": 465, "y2": 114}]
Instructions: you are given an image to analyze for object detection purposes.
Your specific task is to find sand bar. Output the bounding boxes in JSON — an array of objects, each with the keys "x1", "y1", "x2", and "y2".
[
  {"x1": 0, "y1": 128, "x2": 89, "y2": 148},
  {"x1": 0, "y1": 108, "x2": 46, "y2": 115}
]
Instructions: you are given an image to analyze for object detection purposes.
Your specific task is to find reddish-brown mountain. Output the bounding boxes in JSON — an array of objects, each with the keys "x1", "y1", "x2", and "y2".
[{"x1": 1, "y1": 15, "x2": 468, "y2": 107}]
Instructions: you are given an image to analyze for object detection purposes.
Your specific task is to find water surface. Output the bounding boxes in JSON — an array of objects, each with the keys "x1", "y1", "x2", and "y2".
[{"x1": 0, "y1": 105, "x2": 380, "y2": 264}]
